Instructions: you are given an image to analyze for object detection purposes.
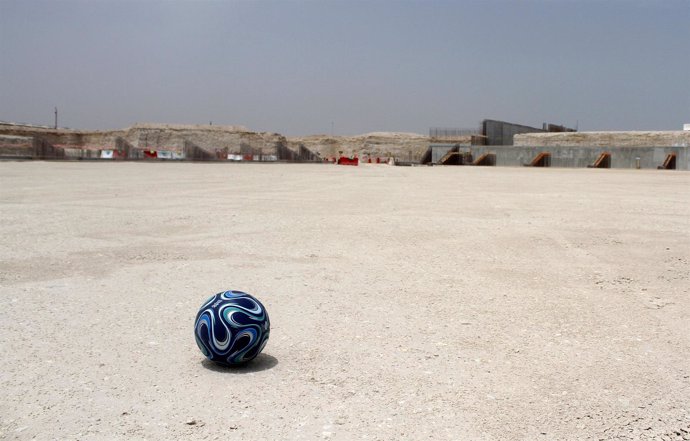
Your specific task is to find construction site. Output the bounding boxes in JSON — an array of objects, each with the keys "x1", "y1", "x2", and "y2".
[
  {"x1": 1, "y1": 116, "x2": 689, "y2": 441},
  {"x1": 1, "y1": 119, "x2": 688, "y2": 170},
  {"x1": 2, "y1": 160, "x2": 689, "y2": 440}
]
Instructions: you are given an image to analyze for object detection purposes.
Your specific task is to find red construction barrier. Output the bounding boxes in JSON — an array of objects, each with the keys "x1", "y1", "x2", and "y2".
[{"x1": 337, "y1": 156, "x2": 359, "y2": 166}]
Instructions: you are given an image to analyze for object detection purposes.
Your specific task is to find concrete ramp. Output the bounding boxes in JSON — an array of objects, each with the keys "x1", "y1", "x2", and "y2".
[
  {"x1": 420, "y1": 146, "x2": 432, "y2": 164},
  {"x1": 588, "y1": 152, "x2": 611, "y2": 168},
  {"x1": 438, "y1": 150, "x2": 466, "y2": 165},
  {"x1": 657, "y1": 153, "x2": 676, "y2": 170},
  {"x1": 472, "y1": 152, "x2": 496, "y2": 166},
  {"x1": 525, "y1": 152, "x2": 551, "y2": 167},
  {"x1": 439, "y1": 151, "x2": 460, "y2": 165},
  {"x1": 437, "y1": 145, "x2": 480, "y2": 165}
]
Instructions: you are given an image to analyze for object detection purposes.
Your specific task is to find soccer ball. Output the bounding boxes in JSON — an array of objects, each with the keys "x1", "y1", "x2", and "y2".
[{"x1": 194, "y1": 290, "x2": 270, "y2": 366}]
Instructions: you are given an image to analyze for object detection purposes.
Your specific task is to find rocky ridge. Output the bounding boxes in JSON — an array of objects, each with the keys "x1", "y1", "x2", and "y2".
[{"x1": 0, "y1": 123, "x2": 432, "y2": 160}]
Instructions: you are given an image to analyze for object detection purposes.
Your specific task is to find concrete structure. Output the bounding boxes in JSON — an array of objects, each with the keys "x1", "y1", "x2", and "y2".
[
  {"x1": 432, "y1": 145, "x2": 688, "y2": 170},
  {"x1": 3, "y1": 121, "x2": 689, "y2": 169},
  {"x1": 481, "y1": 120, "x2": 576, "y2": 146},
  {"x1": 426, "y1": 144, "x2": 470, "y2": 164},
  {"x1": 482, "y1": 119, "x2": 545, "y2": 145},
  {"x1": 429, "y1": 144, "x2": 456, "y2": 164},
  {"x1": 515, "y1": 130, "x2": 690, "y2": 148}
]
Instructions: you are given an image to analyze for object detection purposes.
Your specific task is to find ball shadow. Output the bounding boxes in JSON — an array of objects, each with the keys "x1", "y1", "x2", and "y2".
[{"x1": 201, "y1": 353, "x2": 278, "y2": 373}]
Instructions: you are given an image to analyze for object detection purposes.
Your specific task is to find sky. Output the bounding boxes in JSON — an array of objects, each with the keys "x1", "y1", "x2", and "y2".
[{"x1": 1, "y1": 0, "x2": 688, "y2": 136}]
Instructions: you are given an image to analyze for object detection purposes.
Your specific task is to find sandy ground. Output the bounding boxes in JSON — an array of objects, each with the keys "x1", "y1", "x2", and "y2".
[{"x1": 1, "y1": 162, "x2": 689, "y2": 441}]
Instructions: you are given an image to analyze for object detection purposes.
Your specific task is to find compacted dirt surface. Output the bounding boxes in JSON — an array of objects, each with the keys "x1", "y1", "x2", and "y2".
[{"x1": 1, "y1": 162, "x2": 689, "y2": 440}]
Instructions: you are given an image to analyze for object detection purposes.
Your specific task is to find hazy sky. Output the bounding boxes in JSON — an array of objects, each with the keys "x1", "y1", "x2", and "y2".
[{"x1": 1, "y1": 0, "x2": 688, "y2": 136}]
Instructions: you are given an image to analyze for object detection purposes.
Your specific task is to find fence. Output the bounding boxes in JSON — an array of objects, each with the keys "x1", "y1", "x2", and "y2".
[
  {"x1": 33, "y1": 137, "x2": 65, "y2": 159},
  {"x1": 429, "y1": 127, "x2": 481, "y2": 140},
  {"x1": 183, "y1": 140, "x2": 215, "y2": 161}
]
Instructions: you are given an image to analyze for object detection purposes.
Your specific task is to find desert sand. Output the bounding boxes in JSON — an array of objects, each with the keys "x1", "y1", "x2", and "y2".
[{"x1": 1, "y1": 162, "x2": 689, "y2": 440}]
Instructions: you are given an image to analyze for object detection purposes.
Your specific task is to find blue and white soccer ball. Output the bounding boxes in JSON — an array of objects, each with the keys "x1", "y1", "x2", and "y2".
[{"x1": 194, "y1": 290, "x2": 270, "y2": 366}]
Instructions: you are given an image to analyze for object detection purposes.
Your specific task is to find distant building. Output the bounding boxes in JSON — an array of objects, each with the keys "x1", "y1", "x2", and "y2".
[{"x1": 481, "y1": 119, "x2": 576, "y2": 145}]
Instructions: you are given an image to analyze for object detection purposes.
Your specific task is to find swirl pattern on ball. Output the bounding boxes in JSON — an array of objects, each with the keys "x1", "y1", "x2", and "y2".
[{"x1": 194, "y1": 290, "x2": 270, "y2": 365}]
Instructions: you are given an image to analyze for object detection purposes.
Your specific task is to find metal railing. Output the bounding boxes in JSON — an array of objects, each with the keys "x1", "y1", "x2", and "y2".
[{"x1": 429, "y1": 127, "x2": 481, "y2": 139}]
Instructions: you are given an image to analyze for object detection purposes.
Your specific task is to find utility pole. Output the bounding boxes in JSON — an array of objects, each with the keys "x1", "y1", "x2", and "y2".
[{"x1": 54, "y1": 107, "x2": 58, "y2": 129}]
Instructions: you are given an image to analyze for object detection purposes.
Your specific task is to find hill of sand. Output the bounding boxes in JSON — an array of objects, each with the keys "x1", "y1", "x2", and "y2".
[{"x1": 287, "y1": 132, "x2": 430, "y2": 160}]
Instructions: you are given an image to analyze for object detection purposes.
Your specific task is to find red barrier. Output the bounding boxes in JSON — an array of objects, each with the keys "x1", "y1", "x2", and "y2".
[{"x1": 337, "y1": 156, "x2": 359, "y2": 166}]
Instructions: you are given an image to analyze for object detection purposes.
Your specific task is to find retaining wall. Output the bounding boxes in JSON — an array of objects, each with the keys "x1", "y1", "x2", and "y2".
[{"x1": 461, "y1": 145, "x2": 689, "y2": 170}]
